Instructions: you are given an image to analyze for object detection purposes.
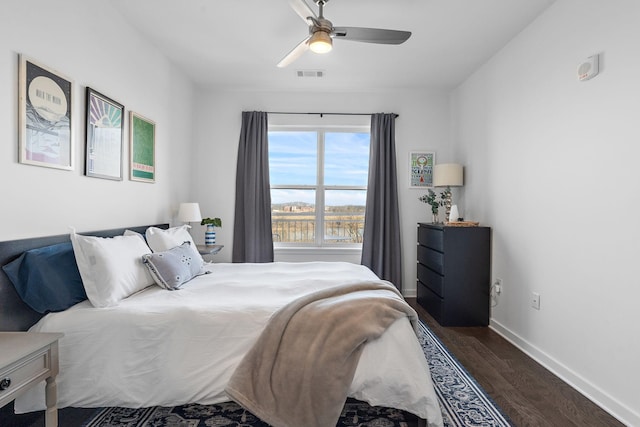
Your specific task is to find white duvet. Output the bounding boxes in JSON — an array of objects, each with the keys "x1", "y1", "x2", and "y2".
[{"x1": 16, "y1": 262, "x2": 443, "y2": 426}]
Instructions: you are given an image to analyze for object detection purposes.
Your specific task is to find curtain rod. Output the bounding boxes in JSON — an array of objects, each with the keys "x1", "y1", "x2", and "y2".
[{"x1": 267, "y1": 112, "x2": 399, "y2": 118}]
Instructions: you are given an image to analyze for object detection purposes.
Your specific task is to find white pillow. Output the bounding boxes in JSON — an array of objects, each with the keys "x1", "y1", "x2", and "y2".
[
  {"x1": 145, "y1": 225, "x2": 196, "y2": 252},
  {"x1": 123, "y1": 229, "x2": 146, "y2": 242},
  {"x1": 70, "y1": 232, "x2": 155, "y2": 308}
]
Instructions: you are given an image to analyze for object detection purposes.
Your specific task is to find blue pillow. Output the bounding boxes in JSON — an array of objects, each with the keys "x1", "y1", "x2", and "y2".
[{"x1": 2, "y1": 242, "x2": 87, "y2": 313}]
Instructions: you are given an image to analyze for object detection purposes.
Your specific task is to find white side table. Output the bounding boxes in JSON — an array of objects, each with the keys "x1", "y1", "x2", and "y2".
[{"x1": 0, "y1": 332, "x2": 63, "y2": 427}]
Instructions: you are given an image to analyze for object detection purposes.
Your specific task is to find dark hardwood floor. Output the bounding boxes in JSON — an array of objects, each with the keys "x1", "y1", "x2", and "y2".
[
  {"x1": 2, "y1": 300, "x2": 625, "y2": 427},
  {"x1": 406, "y1": 298, "x2": 625, "y2": 427}
]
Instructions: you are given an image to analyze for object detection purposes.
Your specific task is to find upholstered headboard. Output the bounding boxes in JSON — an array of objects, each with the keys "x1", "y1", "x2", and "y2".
[{"x1": 0, "y1": 224, "x2": 169, "y2": 331}]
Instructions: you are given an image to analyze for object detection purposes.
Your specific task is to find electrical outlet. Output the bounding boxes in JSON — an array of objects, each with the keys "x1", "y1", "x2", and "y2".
[
  {"x1": 494, "y1": 278, "x2": 502, "y2": 295},
  {"x1": 531, "y1": 292, "x2": 540, "y2": 310}
]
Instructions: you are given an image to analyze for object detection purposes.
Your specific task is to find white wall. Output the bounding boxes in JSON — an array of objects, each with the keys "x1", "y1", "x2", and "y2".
[
  {"x1": 452, "y1": 0, "x2": 640, "y2": 424},
  {"x1": 192, "y1": 89, "x2": 451, "y2": 295},
  {"x1": 0, "y1": 0, "x2": 194, "y2": 239}
]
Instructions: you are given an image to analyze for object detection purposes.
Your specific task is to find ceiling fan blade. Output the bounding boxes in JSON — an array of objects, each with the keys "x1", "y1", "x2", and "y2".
[
  {"x1": 332, "y1": 27, "x2": 411, "y2": 45},
  {"x1": 288, "y1": 0, "x2": 317, "y2": 24},
  {"x1": 277, "y1": 36, "x2": 310, "y2": 68}
]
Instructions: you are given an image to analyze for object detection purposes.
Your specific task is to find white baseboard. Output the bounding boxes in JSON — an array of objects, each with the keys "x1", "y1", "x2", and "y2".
[
  {"x1": 489, "y1": 319, "x2": 637, "y2": 427},
  {"x1": 403, "y1": 289, "x2": 417, "y2": 298}
]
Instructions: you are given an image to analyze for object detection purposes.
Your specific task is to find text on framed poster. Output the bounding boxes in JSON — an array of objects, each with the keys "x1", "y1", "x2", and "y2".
[{"x1": 409, "y1": 151, "x2": 435, "y2": 188}]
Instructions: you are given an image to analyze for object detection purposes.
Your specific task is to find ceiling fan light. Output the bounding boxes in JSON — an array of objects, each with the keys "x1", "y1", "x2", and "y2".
[{"x1": 309, "y1": 31, "x2": 332, "y2": 54}]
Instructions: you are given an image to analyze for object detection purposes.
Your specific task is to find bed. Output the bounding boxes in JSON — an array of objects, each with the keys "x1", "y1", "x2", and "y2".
[{"x1": 0, "y1": 224, "x2": 443, "y2": 427}]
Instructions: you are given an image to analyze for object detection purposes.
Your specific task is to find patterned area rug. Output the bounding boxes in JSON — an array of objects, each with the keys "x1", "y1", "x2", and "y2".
[
  {"x1": 83, "y1": 321, "x2": 512, "y2": 427},
  {"x1": 83, "y1": 400, "x2": 409, "y2": 427},
  {"x1": 418, "y1": 322, "x2": 512, "y2": 427}
]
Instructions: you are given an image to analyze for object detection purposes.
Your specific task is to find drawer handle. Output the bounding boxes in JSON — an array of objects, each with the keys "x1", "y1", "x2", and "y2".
[{"x1": 0, "y1": 378, "x2": 10, "y2": 390}]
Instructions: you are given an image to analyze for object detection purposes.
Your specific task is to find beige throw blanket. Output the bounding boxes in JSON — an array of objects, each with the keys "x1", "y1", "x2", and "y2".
[{"x1": 225, "y1": 281, "x2": 418, "y2": 427}]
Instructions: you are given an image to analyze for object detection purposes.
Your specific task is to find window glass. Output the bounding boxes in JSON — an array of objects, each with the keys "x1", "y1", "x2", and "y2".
[
  {"x1": 324, "y1": 189, "x2": 366, "y2": 243},
  {"x1": 268, "y1": 131, "x2": 317, "y2": 186},
  {"x1": 268, "y1": 128, "x2": 369, "y2": 246},
  {"x1": 271, "y1": 189, "x2": 316, "y2": 243},
  {"x1": 324, "y1": 132, "x2": 369, "y2": 186}
]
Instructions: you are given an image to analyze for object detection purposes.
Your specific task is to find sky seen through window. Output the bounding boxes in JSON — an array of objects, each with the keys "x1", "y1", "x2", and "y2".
[{"x1": 269, "y1": 131, "x2": 369, "y2": 206}]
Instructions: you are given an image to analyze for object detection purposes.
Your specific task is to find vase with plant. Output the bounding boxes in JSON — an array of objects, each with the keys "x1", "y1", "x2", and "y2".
[
  {"x1": 418, "y1": 190, "x2": 440, "y2": 223},
  {"x1": 201, "y1": 217, "x2": 222, "y2": 246}
]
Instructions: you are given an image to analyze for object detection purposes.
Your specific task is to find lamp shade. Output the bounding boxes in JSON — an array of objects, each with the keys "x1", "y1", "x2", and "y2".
[
  {"x1": 178, "y1": 203, "x2": 202, "y2": 222},
  {"x1": 309, "y1": 31, "x2": 333, "y2": 53},
  {"x1": 433, "y1": 163, "x2": 463, "y2": 187}
]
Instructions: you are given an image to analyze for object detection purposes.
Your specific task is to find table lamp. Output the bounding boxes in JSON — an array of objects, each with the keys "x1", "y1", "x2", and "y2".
[
  {"x1": 177, "y1": 202, "x2": 202, "y2": 225},
  {"x1": 433, "y1": 164, "x2": 463, "y2": 222}
]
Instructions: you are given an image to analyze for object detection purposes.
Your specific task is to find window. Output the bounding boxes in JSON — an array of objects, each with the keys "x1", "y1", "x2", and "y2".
[{"x1": 268, "y1": 127, "x2": 370, "y2": 246}]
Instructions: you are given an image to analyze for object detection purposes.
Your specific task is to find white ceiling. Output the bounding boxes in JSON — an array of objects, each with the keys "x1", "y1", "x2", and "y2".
[{"x1": 110, "y1": 0, "x2": 556, "y2": 92}]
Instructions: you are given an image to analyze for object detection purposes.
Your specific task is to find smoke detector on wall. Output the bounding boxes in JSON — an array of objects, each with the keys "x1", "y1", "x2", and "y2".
[{"x1": 577, "y1": 54, "x2": 599, "y2": 81}]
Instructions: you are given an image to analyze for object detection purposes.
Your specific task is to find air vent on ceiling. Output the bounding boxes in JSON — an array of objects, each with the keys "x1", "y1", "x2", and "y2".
[{"x1": 296, "y1": 70, "x2": 324, "y2": 78}]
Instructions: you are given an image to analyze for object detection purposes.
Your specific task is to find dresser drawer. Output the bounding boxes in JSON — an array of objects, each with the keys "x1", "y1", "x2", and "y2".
[
  {"x1": 417, "y1": 245, "x2": 444, "y2": 275},
  {"x1": 417, "y1": 281, "x2": 443, "y2": 323},
  {"x1": 418, "y1": 226, "x2": 444, "y2": 252},
  {"x1": 0, "y1": 350, "x2": 49, "y2": 403},
  {"x1": 417, "y1": 263, "x2": 444, "y2": 297}
]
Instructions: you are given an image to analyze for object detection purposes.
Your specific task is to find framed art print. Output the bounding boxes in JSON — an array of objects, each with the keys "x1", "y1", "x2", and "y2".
[
  {"x1": 85, "y1": 87, "x2": 124, "y2": 180},
  {"x1": 129, "y1": 111, "x2": 155, "y2": 183},
  {"x1": 409, "y1": 151, "x2": 435, "y2": 188},
  {"x1": 18, "y1": 55, "x2": 73, "y2": 170}
]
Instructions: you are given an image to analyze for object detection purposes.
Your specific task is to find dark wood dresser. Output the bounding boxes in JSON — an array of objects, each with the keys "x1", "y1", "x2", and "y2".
[{"x1": 417, "y1": 223, "x2": 491, "y2": 326}]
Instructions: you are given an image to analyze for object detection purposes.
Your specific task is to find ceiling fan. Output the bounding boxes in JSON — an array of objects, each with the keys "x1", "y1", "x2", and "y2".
[{"x1": 277, "y1": 0, "x2": 412, "y2": 68}]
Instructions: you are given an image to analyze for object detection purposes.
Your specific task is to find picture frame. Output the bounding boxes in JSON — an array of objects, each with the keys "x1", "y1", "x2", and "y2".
[
  {"x1": 18, "y1": 55, "x2": 73, "y2": 170},
  {"x1": 85, "y1": 87, "x2": 124, "y2": 180},
  {"x1": 129, "y1": 111, "x2": 156, "y2": 183},
  {"x1": 409, "y1": 151, "x2": 436, "y2": 188}
]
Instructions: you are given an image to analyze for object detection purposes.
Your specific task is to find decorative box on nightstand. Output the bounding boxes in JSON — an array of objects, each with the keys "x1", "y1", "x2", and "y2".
[{"x1": 416, "y1": 223, "x2": 491, "y2": 326}]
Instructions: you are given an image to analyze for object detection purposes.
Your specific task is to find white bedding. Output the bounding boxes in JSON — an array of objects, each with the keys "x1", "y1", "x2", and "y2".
[{"x1": 15, "y1": 261, "x2": 443, "y2": 426}]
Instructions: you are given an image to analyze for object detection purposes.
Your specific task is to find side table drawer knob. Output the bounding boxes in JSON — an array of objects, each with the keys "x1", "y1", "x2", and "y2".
[{"x1": 0, "y1": 377, "x2": 11, "y2": 390}]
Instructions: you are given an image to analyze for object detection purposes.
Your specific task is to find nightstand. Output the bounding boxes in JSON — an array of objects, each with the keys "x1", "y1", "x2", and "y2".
[
  {"x1": 196, "y1": 244, "x2": 224, "y2": 256},
  {"x1": 0, "y1": 332, "x2": 64, "y2": 427}
]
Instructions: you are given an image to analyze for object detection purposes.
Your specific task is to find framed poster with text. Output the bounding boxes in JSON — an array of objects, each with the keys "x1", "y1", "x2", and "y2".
[
  {"x1": 409, "y1": 151, "x2": 435, "y2": 188},
  {"x1": 129, "y1": 111, "x2": 156, "y2": 183},
  {"x1": 19, "y1": 55, "x2": 73, "y2": 170},
  {"x1": 85, "y1": 87, "x2": 124, "y2": 180}
]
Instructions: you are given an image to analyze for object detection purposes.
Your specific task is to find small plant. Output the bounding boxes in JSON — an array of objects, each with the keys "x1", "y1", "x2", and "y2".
[
  {"x1": 418, "y1": 190, "x2": 439, "y2": 215},
  {"x1": 200, "y1": 217, "x2": 222, "y2": 228}
]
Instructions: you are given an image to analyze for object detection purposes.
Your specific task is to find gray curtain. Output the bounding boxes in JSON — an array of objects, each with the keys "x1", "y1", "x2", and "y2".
[
  {"x1": 361, "y1": 113, "x2": 402, "y2": 291},
  {"x1": 232, "y1": 111, "x2": 274, "y2": 263}
]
